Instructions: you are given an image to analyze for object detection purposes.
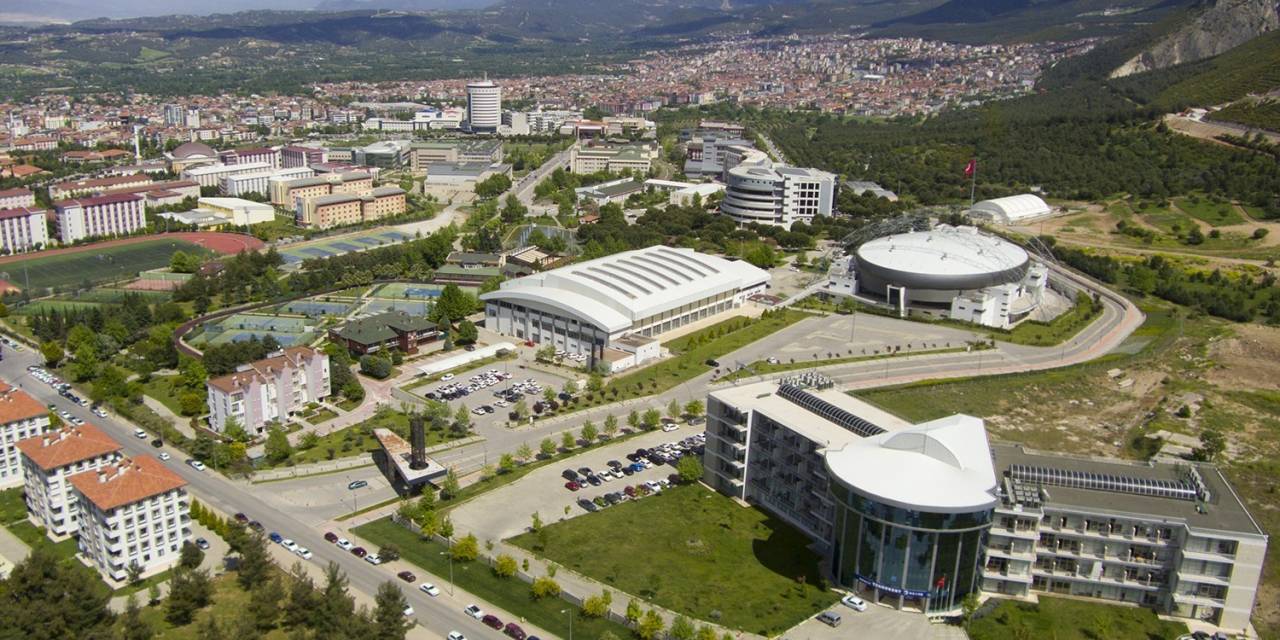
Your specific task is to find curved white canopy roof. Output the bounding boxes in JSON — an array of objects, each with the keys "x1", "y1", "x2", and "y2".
[
  {"x1": 857, "y1": 225, "x2": 1028, "y2": 278},
  {"x1": 481, "y1": 246, "x2": 770, "y2": 333},
  {"x1": 825, "y1": 414, "x2": 998, "y2": 513},
  {"x1": 971, "y1": 194, "x2": 1050, "y2": 222}
]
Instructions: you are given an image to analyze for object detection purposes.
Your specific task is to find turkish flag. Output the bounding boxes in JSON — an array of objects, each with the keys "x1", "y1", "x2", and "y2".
[{"x1": 963, "y1": 159, "x2": 976, "y2": 177}]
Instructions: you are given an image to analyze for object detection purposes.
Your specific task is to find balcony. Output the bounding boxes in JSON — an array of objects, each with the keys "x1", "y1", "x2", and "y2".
[
  {"x1": 1173, "y1": 592, "x2": 1226, "y2": 607},
  {"x1": 1179, "y1": 547, "x2": 1237, "y2": 563},
  {"x1": 992, "y1": 526, "x2": 1039, "y2": 541},
  {"x1": 988, "y1": 545, "x2": 1035, "y2": 560},
  {"x1": 1175, "y1": 571, "x2": 1231, "y2": 588}
]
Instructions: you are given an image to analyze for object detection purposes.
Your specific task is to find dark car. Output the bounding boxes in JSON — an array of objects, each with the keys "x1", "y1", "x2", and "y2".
[
  {"x1": 323, "y1": 532, "x2": 338, "y2": 543},
  {"x1": 605, "y1": 493, "x2": 622, "y2": 505},
  {"x1": 397, "y1": 571, "x2": 416, "y2": 582},
  {"x1": 624, "y1": 485, "x2": 637, "y2": 497},
  {"x1": 705, "y1": 358, "x2": 720, "y2": 367},
  {"x1": 482, "y1": 614, "x2": 504, "y2": 630},
  {"x1": 269, "y1": 532, "x2": 283, "y2": 543},
  {"x1": 625, "y1": 453, "x2": 639, "y2": 463},
  {"x1": 586, "y1": 474, "x2": 602, "y2": 486},
  {"x1": 562, "y1": 469, "x2": 578, "y2": 481},
  {"x1": 578, "y1": 498, "x2": 598, "y2": 512},
  {"x1": 504, "y1": 623, "x2": 527, "y2": 640},
  {"x1": 151, "y1": 438, "x2": 163, "y2": 448},
  {"x1": 607, "y1": 460, "x2": 622, "y2": 469},
  {"x1": 634, "y1": 448, "x2": 647, "y2": 458},
  {"x1": 622, "y1": 466, "x2": 635, "y2": 476},
  {"x1": 234, "y1": 513, "x2": 249, "y2": 523},
  {"x1": 577, "y1": 466, "x2": 592, "y2": 476},
  {"x1": 351, "y1": 547, "x2": 367, "y2": 557},
  {"x1": 248, "y1": 521, "x2": 264, "y2": 532}
]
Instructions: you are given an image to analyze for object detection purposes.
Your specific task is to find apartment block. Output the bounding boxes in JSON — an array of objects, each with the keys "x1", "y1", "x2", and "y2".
[
  {"x1": 296, "y1": 193, "x2": 363, "y2": 228},
  {"x1": 271, "y1": 176, "x2": 332, "y2": 207},
  {"x1": 221, "y1": 166, "x2": 313, "y2": 198},
  {"x1": 0, "y1": 382, "x2": 53, "y2": 488},
  {"x1": 281, "y1": 145, "x2": 328, "y2": 168},
  {"x1": 0, "y1": 206, "x2": 51, "y2": 253},
  {"x1": 569, "y1": 141, "x2": 657, "y2": 174},
  {"x1": 49, "y1": 173, "x2": 153, "y2": 200},
  {"x1": 219, "y1": 146, "x2": 280, "y2": 168},
  {"x1": 16, "y1": 423, "x2": 123, "y2": 539},
  {"x1": 180, "y1": 161, "x2": 272, "y2": 189},
  {"x1": 0, "y1": 187, "x2": 35, "y2": 209},
  {"x1": 205, "y1": 346, "x2": 331, "y2": 435},
  {"x1": 54, "y1": 192, "x2": 146, "y2": 243},
  {"x1": 71, "y1": 456, "x2": 190, "y2": 582}
]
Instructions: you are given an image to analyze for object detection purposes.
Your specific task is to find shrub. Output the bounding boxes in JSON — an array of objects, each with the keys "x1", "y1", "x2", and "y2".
[
  {"x1": 530, "y1": 576, "x2": 561, "y2": 599},
  {"x1": 493, "y1": 554, "x2": 518, "y2": 578}
]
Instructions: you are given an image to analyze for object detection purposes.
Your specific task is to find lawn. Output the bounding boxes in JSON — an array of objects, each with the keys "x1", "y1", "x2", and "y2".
[
  {"x1": 1002, "y1": 294, "x2": 1101, "y2": 347},
  {"x1": 352, "y1": 518, "x2": 635, "y2": 640},
  {"x1": 605, "y1": 309, "x2": 811, "y2": 401},
  {"x1": 0, "y1": 486, "x2": 26, "y2": 525},
  {"x1": 968, "y1": 596, "x2": 1186, "y2": 640},
  {"x1": 0, "y1": 239, "x2": 211, "y2": 290},
  {"x1": 304, "y1": 408, "x2": 338, "y2": 425},
  {"x1": 722, "y1": 346, "x2": 968, "y2": 381},
  {"x1": 142, "y1": 375, "x2": 197, "y2": 417},
  {"x1": 133, "y1": 572, "x2": 293, "y2": 640},
  {"x1": 1174, "y1": 196, "x2": 1245, "y2": 227},
  {"x1": 276, "y1": 407, "x2": 463, "y2": 468},
  {"x1": 507, "y1": 484, "x2": 839, "y2": 635},
  {"x1": 7, "y1": 520, "x2": 81, "y2": 562}
]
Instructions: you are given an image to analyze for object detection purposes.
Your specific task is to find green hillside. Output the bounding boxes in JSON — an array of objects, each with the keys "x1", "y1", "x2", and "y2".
[
  {"x1": 1110, "y1": 29, "x2": 1280, "y2": 109},
  {"x1": 1206, "y1": 99, "x2": 1280, "y2": 132}
]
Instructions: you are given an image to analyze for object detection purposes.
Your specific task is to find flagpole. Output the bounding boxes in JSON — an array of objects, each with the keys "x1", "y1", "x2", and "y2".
[{"x1": 969, "y1": 157, "x2": 977, "y2": 207}]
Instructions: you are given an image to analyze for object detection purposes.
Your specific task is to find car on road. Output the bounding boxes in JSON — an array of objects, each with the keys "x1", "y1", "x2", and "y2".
[
  {"x1": 347, "y1": 480, "x2": 368, "y2": 490},
  {"x1": 294, "y1": 547, "x2": 312, "y2": 560},
  {"x1": 481, "y1": 615, "x2": 503, "y2": 630},
  {"x1": 234, "y1": 512, "x2": 249, "y2": 523},
  {"x1": 351, "y1": 547, "x2": 367, "y2": 558},
  {"x1": 158, "y1": 452, "x2": 171, "y2": 461},
  {"x1": 133, "y1": 428, "x2": 148, "y2": 439},
  {"x1": 336, "y1": 538, "x2": 353, "y2": 551},
  {"x1": 187, "y1": 459, "x2": 207, "y2": 471},
  {"x1": 323, "y1": 532, "x2": 338, "y2": 543},
  {"x1": 151, "y1": 439, "x2": 163, "y2": 448},
  {"x1": 91, "y1": 406, "x2": 107, "y2": 418},
  {"x1": 448, "y1": 632, "x2": 466, "y2": 640},
  {"x1": 269, "y1": 532, "x2": 283, "y2": 543},
  {"x1": 403, "y1": 605, "x2": 414, "y2": 617},
  {"x1": 364, "y1": 554, "x2": 383, "y2": 565},
  {"x1": 419, "y1": 583, "x2": 440, "y2": 597},
  {"x1": 397, "y1": 571, "x2": 416, "y2": 582},
  {"x1": 504, "y1": 623, "x2": 526, "y2": 640},
  {"x1": 705, "y1": 358, "x2": 720, "y2": 367},
  {"x1": 840, "y1": 595, "x2": 867, "y2": 612},
  {"x1": 817, "y1": 611, "x2": 841, "y2": 627},
  {"x1": 464, "y1": 605, "x2": 483, "y2": 620},
  {"x1": 194, "y1": 538, "x2": 210, "y2": 550},
  {"x1": 281, "y1": 539, "x2": 297, "y2": 552},
  {"x1": 661, "y1": 423, "x2": 679, "y2": 432}
]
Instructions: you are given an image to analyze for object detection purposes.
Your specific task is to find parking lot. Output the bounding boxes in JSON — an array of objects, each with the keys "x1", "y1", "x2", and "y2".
[
  {"x1": 406, "y1": 358, "x2": 577, "y2": 433},
  {"x1": 784, "y1": 599, "x2": 968, "y2": 640},
  {"x1": 449, "y1": 426, "x2": 704, "y2": 542}
]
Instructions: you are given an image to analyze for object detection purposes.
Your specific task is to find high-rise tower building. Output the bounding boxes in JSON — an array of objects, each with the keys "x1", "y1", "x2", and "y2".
[{"x1": 466, "y1": 78, "x2": 501, "y2": 133}]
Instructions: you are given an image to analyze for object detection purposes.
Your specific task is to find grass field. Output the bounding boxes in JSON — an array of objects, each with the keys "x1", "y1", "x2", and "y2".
[
  {"x1": 1, "y1": 239, "x2": 210, "y2": 291},
  {"x1": 270, "y1": 408, "x2": 461, "y2": 468},
  {"x1": 0, "y1": 486, "x2": 26, "y2": 525},
  {"x1": 1174, "y1": 196, "x2": 1245, "y2": 226},
  {"x1": 507, "y1": 484, "x2": 839, "y2": 635},
  {"x1": 142, "y1": 375, "x2": 199, "y2": 417},
  {"x1": 968, "y1": 596, "x2": 1186, "y2": 640},
  {"x1": 353, "y1": 518, "x2": 636, "y2": 640},
  {"x1": 133, "y1": 572, "x2": 293, "y2": 640},
  {"x1": 14, "y1": 300, "x2": 106, "y2": 315}
]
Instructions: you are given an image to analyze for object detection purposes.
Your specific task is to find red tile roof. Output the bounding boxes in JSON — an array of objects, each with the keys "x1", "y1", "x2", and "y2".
[
  {"x1": 0, "y1": 382, "x2": 50, "y2": 424},
  {"x1": 0, "y1": 206, "x2": 45, "y2": 221},
  {"x1": 54, "y1": 192, "x2": 144, "y2": 209},
  {"x1": 206, "y1": 346, "x2": 321, "y2": 394},
  {"x1": 69, "y1": 455, "x2": 186, "y2": 512},
  {"x1": 15, "y1": 423, "x2": 121, "y2": 471},
  {"x1": 0, "y1": 187, "x2": 32, "y2": 198}
]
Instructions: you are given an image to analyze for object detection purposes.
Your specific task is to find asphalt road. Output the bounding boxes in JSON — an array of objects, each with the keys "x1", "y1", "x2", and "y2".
[{"x1": 0, "y1": 348, "x2": 509, "y2": 640}]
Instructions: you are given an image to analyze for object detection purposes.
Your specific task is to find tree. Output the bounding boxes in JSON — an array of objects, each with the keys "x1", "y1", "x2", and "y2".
[
  {"x1": 539, "y1": 438, "x2": 556, "y2": 457},
  {"x1": 667, "y1": 398, "x2": 680, "y2": 418},
  {"x1": 454, "y1": 404, "x2": 472, "y2": 431},
  {"x1": 960, "y1": 592, "x2": 980, "y2": 629},
  {"x1": 456, "y1": 320, "x2": 478, "y2": 345},
  {"x1": 625, "y1": 598, "x2": 642, "y2": 624},
  {"x1": 452, "y1": 534, "x2": 479, "y2": 562},
  {"x1": 118, "y1": 595, "x2": 154, "y2": 640},
  {"x1": 493, "y1": 554, "x2": 518, "y2": 578},
  {"x1": 70, "y1": 341, "x2": 99, "y2": 382},
  {"x1": 178, "y1": 391, "x2": 205, "y2": 416},
  {"x1": 516, "y1": 442, "x2": 533, "y2": 461},
  {"x1": 40, "y1": 341, "x2": 63, "y2": 367},
  {"x1": 236, "y1": 530, "x2": 273, "y2": 590},
  {"x1": 372, "y1": 581, "x2": 413, "y2": 640},
  {"x1": 670, "y1": 615, "x2": 695, "y2": 640},
  {"x1": 314, "y1": 563, "x2": 357, "y2": 637},
  {"x1": 378, "y1": 544, "x2": 401, "y2": 562},
  {"x1": 684, "y1": 399, "x2": 704, "y2": 419},
  {"x1": 561, "y1": 430, "x2": 575, "y2": 450},
  {"x1": 676, "y1": 456, "x2": 704, "y2": 484},
  {"x1": 580, "y1": 420, "x2": 598, "y2": 443},
  {"x1": 265, "y1": 427, "x2": 293, "y2": 464},
  {"x1": 166, "y1": 566, "x2": 213, "y2": 625},
  {"x1": 695, "y1": 625, "x2": 718, "y2": 640},
  {"x1": 530, "y1": 576, "x2": 561, "y2": 599},
  {"x1": 0, "y1": 545, "x2": 113, "y2": 640},
  {"x1": 441, "y1": 468, "x2": 461, "y2": 500},
  {"x1": 359, "y1": 354, "x2": 393, "y2": 379},
  {"x1": 587, "y1": 373, "x2": 604, "y2": 395},
  {"x1": 637, "y1": 610, "x2": 666, "y2": 640},
  {"x1": 498, "y1": 453, "x2": 517, "y2": 473},
  {"x1": 283, "y1": 563, "x2": 320, "y2": 629},
  {"x1": 179, "y1": 540, "x2": 205, "y2": 569},
  {"x1": 247, "y1": 576, "x2": 285, "y2": 632},
  {"x1": 603, "y1": 414, "x2": 619, "y2": 438},
  {"x1": 1193, "y1": 429, "x2": 1226, "y2": 461},
  {"x1": 627, "y1": 410, "x2": 640, "y2": 430},
  {"x1": 126, "y1": 561, "x2": 144, "y2": 585},
  {"x1": 642, "y1": 408, "x2": 661, "y2": 429},
  {"x1": 514, "y1": 398, "x2": 529, "y2": 420}
]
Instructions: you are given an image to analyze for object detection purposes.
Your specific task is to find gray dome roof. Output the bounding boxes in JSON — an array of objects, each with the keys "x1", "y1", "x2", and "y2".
[{"x1": 171, "y1": 142, "x2": 216, "y2": 159}]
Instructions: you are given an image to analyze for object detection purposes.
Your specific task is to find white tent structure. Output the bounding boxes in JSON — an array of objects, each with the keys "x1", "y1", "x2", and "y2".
[{"x1": 969, "y1": 194, "x2": 1052, "y2": 225}]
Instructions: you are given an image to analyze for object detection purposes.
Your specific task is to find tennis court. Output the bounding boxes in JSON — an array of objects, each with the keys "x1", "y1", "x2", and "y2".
[
  {"x1": 278, "y1": 229, "x2": 416, "y2": 265},
  {"x1": 373, "y1": 282, "x2": 449, "y2": 299},
  {"x1": 205, "y1": 330, "x2": 314, "y2": 346},
  {"x1": 363, "y1": 299, "x2": 432, "y2": 316},
  {"x1": 278, "y1": 300, "x2": 353, "y2": 318}
]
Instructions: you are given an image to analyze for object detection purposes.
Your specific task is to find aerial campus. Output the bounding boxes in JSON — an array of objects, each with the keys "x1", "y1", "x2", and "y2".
[{"x1": 1, "y1": 2, "x2": 1279, "y2": 640}]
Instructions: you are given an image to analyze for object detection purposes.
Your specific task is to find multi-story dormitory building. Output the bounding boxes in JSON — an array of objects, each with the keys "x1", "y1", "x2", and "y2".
[{"x1": 704, "y1": 375, "x2": 1266, "y2": 634}]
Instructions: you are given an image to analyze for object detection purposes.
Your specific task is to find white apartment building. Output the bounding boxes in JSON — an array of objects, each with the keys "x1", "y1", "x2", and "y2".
[
  {"x1": 53, "y1": 193, "x2": 147, "y2": 243},
  {"x1": 0, "y1": 187, "x2": 35, "y2": 209},
  {"x1": 71, "y1": 456, "x2": 191, "y2": 582},
  {"x1": 721, "y1": 163, "x2": 836, "y2": 228},
  {"x1": 206, "y1": 346, "x2": 331, "y2": 435},
  {"x1": 0, "y1": 206, "x2": 51, "y2": 253},
  {"x1": 220, "y1": 166, "x2": 314, "y2": 198},
  {"x1": 16, "y1": 423, "x2": 123, "y2": 539},
  {"x1": 0, "y1": 382, "x2": 53, "y2": 488},
  {"x1": 180, "y1": 161, "x2": 272, "y2": 189},
  {"x1": 466, "y1": 79, "x2": 502, "y2": 132}
]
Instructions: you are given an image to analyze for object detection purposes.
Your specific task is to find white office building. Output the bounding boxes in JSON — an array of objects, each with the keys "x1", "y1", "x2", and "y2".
[
  {"x1": 71, "y1": 455, "x2": 191, "y2": 582},
  {"x1": 220, "y1": 166, "x2": 314, "y2": 198},
  {"x1": 482, "y1": 246, "x2": 769, "y2": 366},
  {"x1": 0, "y1": 383, "x2": 53, "y2": 488},
  {"x1": 16, "y1": 423, "x2": 123, "y2": 539},
  {"x1": 181, "y1": 161, "x2": 272, "y2": 189},
  {"x1": 466, "y1": 79, "x2": 502, "y2": 133},
  {"x1": 721, "y1": 164, "x2": 836, "y2": 228}
]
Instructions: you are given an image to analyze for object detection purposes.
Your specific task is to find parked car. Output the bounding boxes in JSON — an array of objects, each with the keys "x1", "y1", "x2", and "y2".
[
  {"x1": 351, "y1": 547, "x2": 367, "y2": 558},
  {"x1": 562, "y1": 469, "x2": 578, "y2": 481},
  {"x1": 294, "y1": 547, "x2": 312, "y2": 560},
  {"x1": 577, "y1": 498, "x2": 597, "y2": 512},
  {"x1": 403, "y1": 605, "x2": 415, "y2": 617},
  {"x1": 269, "y1": 532, "x2": 283, "y2": 543},
  {"x1": 281, "y1": 539, "x2": 298, "y2": 552},
  {"x1": 365, "y1": 554, "x2": 383, "y2": 565},
  {"x1": 151, "y1": 439, "x2": 163, "y2": 448},
  {"x1": 397, "y1": 571, "x2": 416, "y2": 582},
  {"x1": 134, "y1": 428, "x2": 148, "y2": 439},
  {"x1": 158, "y1": 452, "x2": 171, "y2": 461},
  {"x1": 840, "y1": 595, "x2": 867, "y2": 612},
  {"x1": 248, "y1": 521, "x2": 264, "y2": 532},
  {"x1": 347, "y1": 480, "x2": 368, "y2": 490},
  {"x1": 564, "y1": 481, "x2": 580, "y2": 491},
  {"x1": 337, "y1": 538, "x2": 354, "y2": 551},
  {"x1": 448, "y1": 632, "x2": 466, "y2": 640},
  {"x1": 420, "y1": 582, "x2": 440, "y2": 597},
  {"x1": 464, "y1": 605, "x2": 484, "y2": 620},
  {"x1": 323, "y1": 532, "x2": 338, "y2": 543},
  {"x1": 187, "y1": 459, "x2": 207, "y2": 471},
  {"x1": 504, "y1": 623, "x2": 527, "y2": 640},
  {"x1": 482, "y1": 615, "x2": 503, "y2": 630},
  {"x1": 91, "y1": 406, "x2": 107, "y2": 418},
  {"x1": 194, "y1": 538, "x2": 210, "y2": 550},
  {"x1": 817, "y1": 611, "x2": 842, "y2": 627}
]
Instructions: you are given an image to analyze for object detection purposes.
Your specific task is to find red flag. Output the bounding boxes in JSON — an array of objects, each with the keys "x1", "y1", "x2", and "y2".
[{"x1": 963, "y1": 159, "x2": 976, "y2": 177}]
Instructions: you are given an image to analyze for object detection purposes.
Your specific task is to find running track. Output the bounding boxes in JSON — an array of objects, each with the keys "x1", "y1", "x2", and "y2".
[{"x1": 0, "y1": 231, "x2": 265, "y2": 267}]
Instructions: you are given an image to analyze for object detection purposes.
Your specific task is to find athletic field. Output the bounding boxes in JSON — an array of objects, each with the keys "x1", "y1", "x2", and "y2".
[{"x1": 1, "y1": 239, "x2": 211, "y2": 291}]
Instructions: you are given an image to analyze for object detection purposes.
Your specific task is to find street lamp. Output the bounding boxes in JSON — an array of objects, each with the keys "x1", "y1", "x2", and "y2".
[
  {"x1": 439, "y1": 542, "x2": 454, "y2": 595},
  {"x1": 345, "y1": 475, "x2": 358, "y2": 513},
  {"x1": 560, "y1": 608, "x2": 573, "y2": 640}
]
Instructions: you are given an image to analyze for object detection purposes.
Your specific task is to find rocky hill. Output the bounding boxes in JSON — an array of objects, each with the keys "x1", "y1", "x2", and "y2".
[{"x1": 1110, "y1": 0, "x2": 1279, "y2": 77}]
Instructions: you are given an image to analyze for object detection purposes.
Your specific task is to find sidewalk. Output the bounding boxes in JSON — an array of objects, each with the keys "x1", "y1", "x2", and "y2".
[
  {"x1": 0, "y1": 524, "x2": 31, "y2": 571},
  {"x1": 140, "y1": 395, "x2": 197, "y2": 439}
]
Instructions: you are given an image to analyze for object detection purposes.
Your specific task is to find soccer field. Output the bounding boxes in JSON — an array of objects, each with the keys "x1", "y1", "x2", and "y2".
[{"x1": 1, "y1": 239, "x2": 210, "y2": 291}]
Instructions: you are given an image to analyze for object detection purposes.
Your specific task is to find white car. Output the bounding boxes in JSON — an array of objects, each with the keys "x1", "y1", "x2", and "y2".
[
  {"x1": 644, "y1": 480, "x2": 663, "y2": 493},
  {"x1": 662, "y1": 423, "x2": 679, "y2": 432},
  {"x1": 441, "y1": 373, "x2": 455, "y2": 381},
  {"x1": 189, "y1": 460, "x2": 207, "y2": 472},
  {"x1": 281, "y1": 539, "x2": 298, "y2": 552},
  {"x1": 403, "y1": 605, "x2": 414, "y2": 617},
  {"x1": 133, "y1": 428, "x2": 147, "y2": 439},
  {"x1": 365, "y1": 554, "x2": 383, "y2": 565},
  {"x1": 419, "y1": 582, "x2": 440, "y2": 597},
  {"x1": 448, "y1": 632, "x2": 466, "y2": 640},
  {"x1": 92, "y1": 407, "x2": 107, "y2": 418},
  {"x1": 464, "y1": 605, "x2": 483, "y2": 620},
  {"x1": 336, "y1": 538, "x2": 354, "y2": 551},
  {"x1": 294, "y1": 547, "x2": 313, "y2": 560},
  {"x1": 840, "y1": 595, "x2": 867, "y2": 612},
  {"x1": 158, "y1": 452, "x2": 171, "y2": 461}
]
